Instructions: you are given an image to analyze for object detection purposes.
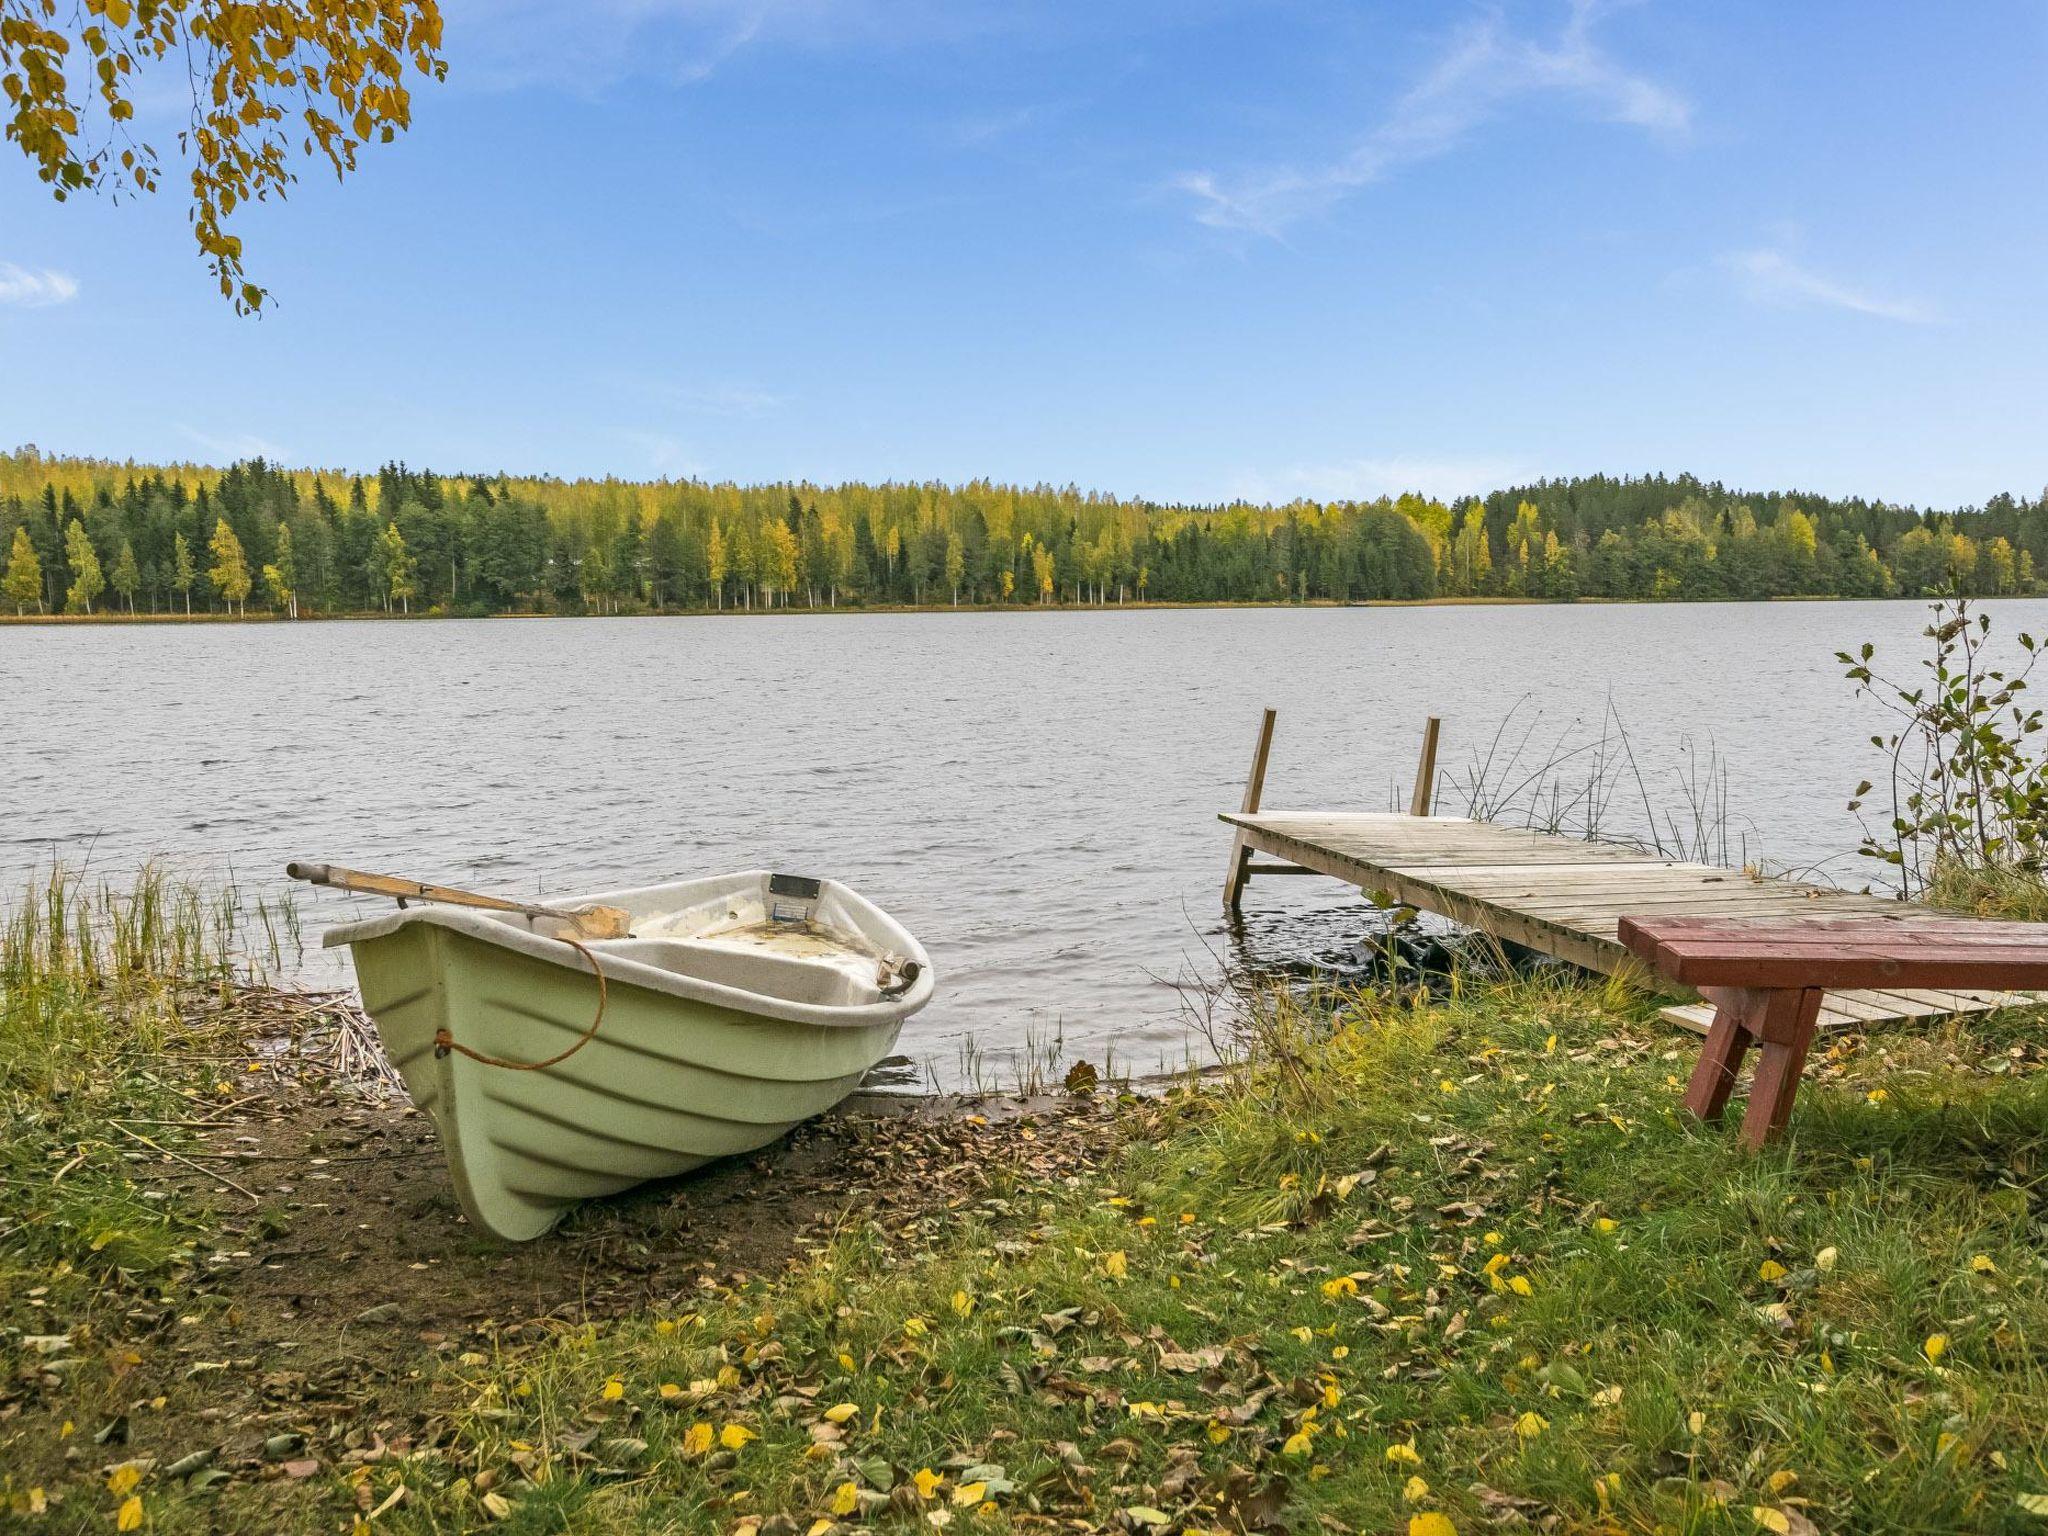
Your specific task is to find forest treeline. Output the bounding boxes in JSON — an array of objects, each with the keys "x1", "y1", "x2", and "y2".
[{"x1": 2, "y1": 447, "x2": 2044, "y2": 618}]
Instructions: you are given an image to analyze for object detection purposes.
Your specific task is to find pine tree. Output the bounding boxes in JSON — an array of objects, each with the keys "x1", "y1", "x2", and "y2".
[
  {"x1": 172, "y1": 530, "x2": 196, "y2": 615},
  {"x1": 3, "y1": 525, "x2": 42, "y2": 614},
  {"x1": 111, "y1": 540, "x2": 140, "y2": 614},
  {"x1": 63, "y1": 519, "x2": 104, "y2": 614},
  {"x1": 208, "y1": 517, "x2": 252, "y2": 615}
]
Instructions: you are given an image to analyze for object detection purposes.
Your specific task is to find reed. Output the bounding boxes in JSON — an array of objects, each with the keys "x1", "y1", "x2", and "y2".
[{"x1": 0, "y1": 864, "x2": 300, "y2": 1319}]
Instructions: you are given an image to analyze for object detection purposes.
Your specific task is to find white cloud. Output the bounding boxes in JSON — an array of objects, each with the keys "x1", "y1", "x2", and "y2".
[
  {"x1": 1722, "y1": 247, "x2": 1934, "y2": 324},
  {"x1": 1175, "y1": 0, "x2": 1688, "y2": 237},
  {"x1": 1228, "y1": 455, "x2": 1531, "y2": 505},
  {"x1": 0, "y1": 263, "x2": 79, "y2": 308},
  {"x1": 181, "y1": 427, "x2": 291, "y2": 462}
]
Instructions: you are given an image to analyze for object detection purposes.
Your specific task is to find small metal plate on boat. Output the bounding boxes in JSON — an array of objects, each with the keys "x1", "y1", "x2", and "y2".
[{"x1": 768, "y1": 872, "x2": 822, "y2": 923}]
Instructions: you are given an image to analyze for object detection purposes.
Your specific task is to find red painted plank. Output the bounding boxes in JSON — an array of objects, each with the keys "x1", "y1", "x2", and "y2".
[{"x1": 1638, "y1": 955, "x2": 2048, "y2": 990}]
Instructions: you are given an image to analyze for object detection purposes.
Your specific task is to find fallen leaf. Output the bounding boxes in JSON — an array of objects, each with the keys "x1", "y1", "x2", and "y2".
[{"x1": 116, "y1": 1496, "x2": 144, "y2": 1532}]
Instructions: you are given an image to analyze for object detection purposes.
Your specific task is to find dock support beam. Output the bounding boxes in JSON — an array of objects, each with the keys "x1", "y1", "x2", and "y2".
[
  {"x1": 1409, "y1": 716, "x2": 1441, "y2": 817},
  {"x1": 1222, "y1": 707, "x2": 1276, "y2": 916}
]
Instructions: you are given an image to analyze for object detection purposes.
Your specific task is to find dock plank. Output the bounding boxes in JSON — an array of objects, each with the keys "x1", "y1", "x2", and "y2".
[{"x1": 1221, "y1": 810, "x2": 2048, "y2": 1035}]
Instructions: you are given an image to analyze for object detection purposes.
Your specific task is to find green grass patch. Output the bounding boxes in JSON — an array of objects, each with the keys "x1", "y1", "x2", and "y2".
[{"x1": 315, "y1": 977, "x2": 2048, "y2": 1536}]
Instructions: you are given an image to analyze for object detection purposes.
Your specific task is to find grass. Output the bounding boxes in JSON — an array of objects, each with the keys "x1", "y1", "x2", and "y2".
[
  {"x1": 8, "y1": 884, "x2": 2048, "y2": 1533},
  {"x1": 327, "y1": 977, "x2": 2048, "y2": 1536}
]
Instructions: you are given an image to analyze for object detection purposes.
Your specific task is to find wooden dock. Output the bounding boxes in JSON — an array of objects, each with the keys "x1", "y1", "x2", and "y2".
[{"x1": 1220, "y1": 712, "x2": 2044, "y2": 1034}]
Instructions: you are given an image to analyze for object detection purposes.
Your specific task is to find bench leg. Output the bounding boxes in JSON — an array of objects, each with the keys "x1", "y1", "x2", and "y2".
[
  {"x1": 1738, "y1": 988, "x2": 1825, "y2": 1150},
  {"x1": 1683, "y1": 987, "x2": 1758, "y2": 1122}
]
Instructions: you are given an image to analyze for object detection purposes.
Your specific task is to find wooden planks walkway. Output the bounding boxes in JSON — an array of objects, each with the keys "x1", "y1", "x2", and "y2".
[{"x1": 1220, "y1": 809, "x2": 2046, "y2": 1034}]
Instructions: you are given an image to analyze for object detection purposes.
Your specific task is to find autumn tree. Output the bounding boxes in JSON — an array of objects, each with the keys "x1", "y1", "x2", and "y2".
[
  {"x1": 111, "y1": 539, "x2": 140, "y2": 613},
  {"x1": 380, "y1": 521, "x2": 415, "y2": 613},
  {"x1": 705, "y1": 520, "x2": 726, "y2": 610},
  {"x1": 4, "y1": 525, "x2": 41, "y2": 613},
  {"x1": 263, "y1": 520, "x2": 297, "y2": 617},
  {"x1": 171, "y1": 529, "x2": 195, "y2": 614},
  {"x1": 762, "y1": 520, "x2": 799, "y2": 607},
  {"x1": 62, "y1": 518, "x2": 103, "y2": 613},
  {"x1": 207, "y1": 516, "x2": 251, "y2": 614},
  {"x1": 0, "y1": 0, "x2": 448, "y2": 311},
  {"x1": 944, "y1": 530, "x2": 965, "y2": 606}
]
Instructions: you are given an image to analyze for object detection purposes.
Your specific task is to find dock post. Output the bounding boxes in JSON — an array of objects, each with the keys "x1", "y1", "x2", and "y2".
[
  {"x1": 1223, "y1": 707, "x2": 1277, "y2": 916},
  {"x1": 1409, "y1": 716, "x2": 1441, "y2": 817}
]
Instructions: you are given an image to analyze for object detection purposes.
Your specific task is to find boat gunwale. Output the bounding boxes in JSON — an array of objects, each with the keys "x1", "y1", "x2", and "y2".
[{"x1": 319, "y1": 869, "x2": 934, "y2": 1029}]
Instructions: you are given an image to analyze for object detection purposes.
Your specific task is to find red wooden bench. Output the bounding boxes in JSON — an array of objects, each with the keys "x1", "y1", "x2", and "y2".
[{"x1": 1618, "y1": 915, "x2": 2048, "y2": 1149}]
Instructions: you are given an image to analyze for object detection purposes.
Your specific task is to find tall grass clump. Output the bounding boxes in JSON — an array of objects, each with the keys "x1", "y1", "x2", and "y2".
[{"x1": 0, "y1": 865, "x2": 272, "y2": 1324}]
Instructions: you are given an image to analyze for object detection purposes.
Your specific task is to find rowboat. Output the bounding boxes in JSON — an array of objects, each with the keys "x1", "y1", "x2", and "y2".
[{"x1": 318, "y1": 869, "x2": 934, "y2": 1241}]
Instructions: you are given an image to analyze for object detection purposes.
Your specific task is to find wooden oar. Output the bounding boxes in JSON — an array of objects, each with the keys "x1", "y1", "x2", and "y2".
[{"x1": 285, "y1": 861, "x2": 633, "y2": 940}]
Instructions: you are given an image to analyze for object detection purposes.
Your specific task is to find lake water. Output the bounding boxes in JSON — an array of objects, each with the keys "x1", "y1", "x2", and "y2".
[{"x1": 8, "y1": 600, "x2": 2045, "y2": 1085}]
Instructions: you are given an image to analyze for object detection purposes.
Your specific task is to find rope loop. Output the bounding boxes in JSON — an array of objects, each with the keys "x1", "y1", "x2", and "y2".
[{"x1": 433, "y1": 933, "x2": 609, "y2": 1071}]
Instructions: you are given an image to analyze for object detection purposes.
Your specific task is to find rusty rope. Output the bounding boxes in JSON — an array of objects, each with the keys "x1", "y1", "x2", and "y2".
[{"x1": 433, "y1": 933, "x2": 609, "y2": 1071}]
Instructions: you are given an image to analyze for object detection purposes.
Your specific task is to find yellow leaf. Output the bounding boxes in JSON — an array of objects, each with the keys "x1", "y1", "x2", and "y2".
[
  {"x1": 1403, "y1": 1475, "x2": 1430, "y2": 1502},
  {"x1": 1483, "y1": 1253, "x2": 1511, "y2": 1277},
  {"x1": 658, "y1": 1383, "x2": 682, "y2": 1401},
  {"x1": 1594, "y1": 1217, "x2": 1617, "y2": 1233},
  {"x1": 1751, "y1": 1507, "x2": 1791, "y2": 1534},
  {"x1": 720, "y1": 1424, "x2": 756, "y2": 1450},
  {"x1": 1925, "y1": 1333, "x2": 1949, "y2": 1364},
  {"x1": 1767, "y1": 1470, "x2": 1798, "y2": 1494},
  {"x1": 951, "y1": 1290, "x2": 974, "y2": 1317},
  {"x1": 1282, "y1": 1431, "x2": 1314, "y2": 1457},
  {"x1": 1103, "y1": 1251, "x2": 1128, "y2": 1280},
  {"x1": 1409, "y1": 1515, "x2": 1458, "y2": 1536},
  {"x1": 1687, "y1": 1411, "x2": 1706, "y2": 1435},
  {"x1": 682, "y1": 1422, "x2": 713, "y2": 1457},
  {"x1": 1508, "y1": 1276, "x2": 1533, "y2": 1297},
  {"x1": 1321, "y1": 1276, "x2": 1357, "y2": 1299},
  {"x1": 914, "y1": 1467, "x2": 943, "y2": 1500},
  {"x1": 1816, "y1": 1247, "x2": 1838, "y2": 1273},
  {"x1": 823, "y1": 1403, "x2": 859, "y2": 1424},
  {"x1": 953, "y1": 1482, "x2": 987, "y2": 1507},
  {"x1": 902, "y1": 1318, "x2": 928, "y2": 1339},
  {"x1": 1758, "y1": 1260, "x2": 1788, "y2": 1282},
  {"x1": 654, "y1": 1318, "x2": 677, "y2": 1335},
  {"x1": 1386, "y1": 1441, "x2": 1423, "y2": 1466},
  {"x1": 1971, "y1": 1254, "x2": 1998, "y2": 1275},
  {"x1": 600, "y1": 1378, "x2": 624, "y2": 1401},
  {"x1": 1207, "y1": 1422, "x2": 1231, "y2": 1444},
  {"x1": 2017, "y1": 1492, "x2": 2048, "y2": 1516},
  {"x1": 831, "y1": 1482, "x2": 860, "y2": 1515},
  {"x1": 1514, "y1": 1411, "x2": 1549, "y2": 1439},
  {"x1": 107, "y1": 1465, "x2": 142, "y2": 1498},
  {"x1": 116, "y1": 1495, "x2": 144, "y2": 1532}
]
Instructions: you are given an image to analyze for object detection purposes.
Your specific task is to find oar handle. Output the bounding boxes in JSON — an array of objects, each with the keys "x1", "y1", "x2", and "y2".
[
  {"x1": 287, "y1": 860, "x2": 547, "y2": 917},
  {"x1": 285, "y1": 860, "x2": 634, "y2": 940}
]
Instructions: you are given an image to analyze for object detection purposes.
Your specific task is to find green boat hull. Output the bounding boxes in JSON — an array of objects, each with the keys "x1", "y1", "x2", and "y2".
[{"x1": 346, "y1": 903, "x2": 915, "y2": 1242}]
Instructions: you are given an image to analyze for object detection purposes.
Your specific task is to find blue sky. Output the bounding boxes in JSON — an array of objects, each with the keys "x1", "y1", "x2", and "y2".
[{"x1": 2, "y1": 0, "x2": 2044, "y2": 508}]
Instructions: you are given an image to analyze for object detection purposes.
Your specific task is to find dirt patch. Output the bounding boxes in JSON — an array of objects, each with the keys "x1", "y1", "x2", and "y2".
[{"x1": 0, "y1": 994, "x2": 1124, "y2": 1513}]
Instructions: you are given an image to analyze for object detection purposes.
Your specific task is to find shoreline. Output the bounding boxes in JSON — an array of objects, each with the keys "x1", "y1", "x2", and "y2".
[{"x1": 0, "y1": 591, "x2": 2026, "y2": 626}]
